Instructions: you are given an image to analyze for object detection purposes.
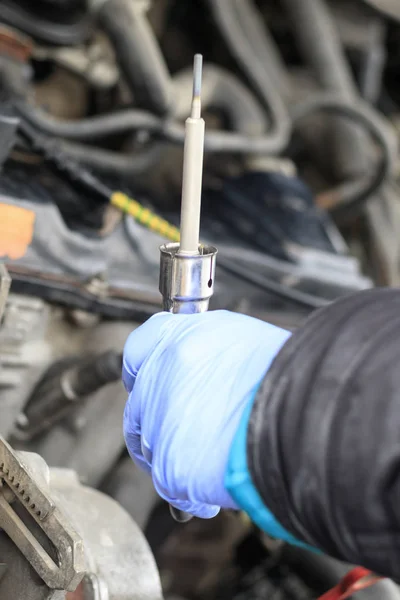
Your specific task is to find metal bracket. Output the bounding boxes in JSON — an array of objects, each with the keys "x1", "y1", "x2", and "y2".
[{"x1": 0, "y1": 437, "x2": 85, "y2": 591}]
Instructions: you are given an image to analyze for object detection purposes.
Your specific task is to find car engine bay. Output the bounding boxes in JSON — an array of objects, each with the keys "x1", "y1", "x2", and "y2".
[{"x1": 0, "y1": 0, "x2": 400, "y2": 598}]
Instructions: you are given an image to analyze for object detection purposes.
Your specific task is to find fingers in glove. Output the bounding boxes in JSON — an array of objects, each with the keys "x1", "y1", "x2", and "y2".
[{"x1": 122, "y1": 312, "x2": 174, "y2": 392}]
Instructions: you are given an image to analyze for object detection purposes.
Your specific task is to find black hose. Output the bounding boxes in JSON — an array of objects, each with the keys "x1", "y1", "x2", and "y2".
[
  {"x1": 16, "y1": 64, "x2": 268, "y2": 141},
  {"x1": 205, "y1": 0, "x2": 290, "y2": 100},
  {"x1": 292, "y1": 94, "x2": 396, "y2": 167},
  {"x1": 58, "y1": 140, "x2": 166, "y2": 177},
  {"x1": 205, "y1": 0, "x2": 290, "y2": 151},
  {"x1": 55, "y1": 132, "x2": 266, "y2": 175},
  {"x1": 17, "y1": 350, "x2": 123, "y2": 440},
  {"x1": 218, "y1": 256, "x2": 329, "y2": 310},
  {"x1": 38, "y1": 118, "x2": 289, "y2": 156},
  {"x1": 283, "y1": 546, "x2": 400, "y2": 600},
  {"x1": 232, "y1": 0, "x2": 292, "y2": 99},
  {"x1": 0, "y1": 0, "x2": 91, "y2": 45},
  {"x1": 16, "y1": 88, "x2": 394, "y2": 183},
  {"x1": 281, "y1": 0, "x2": 396, "y2": 218},
  {"x1": 14, "y1": 63, "x2": 269, "y2": 177},
  {"x1": 15, "y1": 102, "x2": 161, "y2": 142},
  {"x1": 282, "y1": 0, "x2": 357, "y2": 98},
  {"x1": 96, "y1": 0, "x2": 172, "y2": 116},
  {"x1": 15, "y1": 80, "x2": 287, "y2": 162},
  {"x1": 17, "y1": 105, "x2": 166, "y2": 180},
  {"x1": 282, "y1": 0, "x2": 367, "y2": 182},
  {"x1": 291, "y1": 95, "x2": 395, "y2": 216}
]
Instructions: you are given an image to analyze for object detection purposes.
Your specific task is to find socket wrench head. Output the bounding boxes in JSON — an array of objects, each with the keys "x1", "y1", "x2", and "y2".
[{"x1": 159, "y1": 242, "x2": 217, "y2": 314}]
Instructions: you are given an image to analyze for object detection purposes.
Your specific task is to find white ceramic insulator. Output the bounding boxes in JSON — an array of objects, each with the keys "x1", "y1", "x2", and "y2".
[{"x1": 179, "y1": 116, "x2": 205, "y2": 255}]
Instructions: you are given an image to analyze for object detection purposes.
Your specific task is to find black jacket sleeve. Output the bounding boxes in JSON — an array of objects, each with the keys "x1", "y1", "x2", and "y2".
[{"x1": 247, "y1": 287, "x2": 400, "y2": 579}]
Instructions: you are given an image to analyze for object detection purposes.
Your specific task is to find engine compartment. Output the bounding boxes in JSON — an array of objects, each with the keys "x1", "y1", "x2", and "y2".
[{"x1": 0, "y1": 0, "x2": 400, "y2": 598}]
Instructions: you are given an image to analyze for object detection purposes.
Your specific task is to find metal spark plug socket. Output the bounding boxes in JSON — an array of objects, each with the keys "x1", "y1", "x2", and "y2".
[{"x1": 159, "y1": 242, "x2": 217, "y2": 314}]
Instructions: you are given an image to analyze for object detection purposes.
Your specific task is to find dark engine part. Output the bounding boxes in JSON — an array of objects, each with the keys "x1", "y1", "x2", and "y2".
[
  {"x1": 0, "y1": 0, "x2": 91, "y2": 46},
  {"x1": 362, "y1": 0, "x2": 400, "y2": 22},
  {"x1": 145, "y1": 507, "x2": 400, "y2": 600},
  {"x1": 204, "y1": 171, "x2": 342, "y2": 259},
  {"x1": 15, "y1": 349, "x2": 122, "y2": 440},
  {"x1": 95, "y1": 0, "x2": 172, "y2": 116}
]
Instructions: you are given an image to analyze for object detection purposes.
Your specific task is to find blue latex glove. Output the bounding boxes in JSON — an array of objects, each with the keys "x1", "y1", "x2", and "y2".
[{"x1": 123, "y1": 310, "x2": 291, "y2": 519}]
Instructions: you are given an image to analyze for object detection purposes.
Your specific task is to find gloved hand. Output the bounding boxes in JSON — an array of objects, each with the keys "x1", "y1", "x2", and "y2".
[{"x1": 123, "y1": 310, "x2": 291, "y2": 519}]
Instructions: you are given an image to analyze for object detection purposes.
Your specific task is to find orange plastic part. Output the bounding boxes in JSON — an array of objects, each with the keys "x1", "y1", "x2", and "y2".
[{"x1": 0, "y1": 204, "x2": 35, "y2": 260}]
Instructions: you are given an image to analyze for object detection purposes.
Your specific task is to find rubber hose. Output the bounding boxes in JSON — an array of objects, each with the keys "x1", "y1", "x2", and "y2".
[
  {"x1": 291, "y1": 95, "x2": 396, "y2": 215},
  {"x1": 206, "y1": 0, "x2": 291, "y2": 101},
  {"x1": 291, "y1": 95, "x2": 397, "y2": 174},
  {"x1": 26, "y1": 94, "x2": 391, "y2": 175},
  {"x1": 17, "y1": 64, "x2": 267, "y2": 140},
  {"x1": 15, "y1": 102, "x2": 161, "y2": 141},
  {"x1": 282, "y1": 0, "x2": 396, "y2": 215},
  {"x1": 229, "y1": 0, "x2": 292, "y2": 100},
  {"x1": 16, "y1": 63, "x2": 286, "y2": 161},
  {"x1": 97, "y1": 0, "x2": 172, "y2": 116},
  {"x1": 69, "y1": 350, "x2": 123, "y2": 395},
  {"x1": 281, "y1": 0, "x2": 366, "y2": 180},
  {"x1": 55, "y1": 122, "x2": 288, "y2": 167},
  {"x1": 0, "y1": 0, "x2": 91, "y2": 45},
  {"x1": 59, "y1": 121, "x2": 288, "y2": 157},
  {"x1": 204, "y1": 0, "x2": 291, "y2": 152},
  {"x1": 18, "y1": 87, "x2": 393, "y2": 177},
  {"x1": 218, "y1": 255, "x2": 328, "y2": 309},
  {"x1": 283, "y1": 546, "x2": 400, "y2": 600},
  {"x1": 281, "y1": 0, "x2": 357, "y2": 98},
  {"x1": 58, "y1": 141, "x2": 165, "y2": 177},
  {"x1": 21, "y1": 351, "x2": 122, "y2": 438}
]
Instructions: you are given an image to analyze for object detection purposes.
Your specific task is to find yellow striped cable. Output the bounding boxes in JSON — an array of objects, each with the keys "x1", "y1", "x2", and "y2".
[{"x1": 111, "y1": 191, "x2": 180, "y2": 242}]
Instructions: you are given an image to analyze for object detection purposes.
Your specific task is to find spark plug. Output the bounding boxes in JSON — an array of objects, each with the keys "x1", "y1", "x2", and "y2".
[{"x1": 159, "y1": 54, "x2": 217, "y2": 522}]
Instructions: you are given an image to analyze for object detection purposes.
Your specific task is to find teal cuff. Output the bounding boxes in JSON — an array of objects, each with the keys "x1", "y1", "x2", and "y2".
[{"x1": 224, "y1": 385, "x2": 318, "y2": 553}]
